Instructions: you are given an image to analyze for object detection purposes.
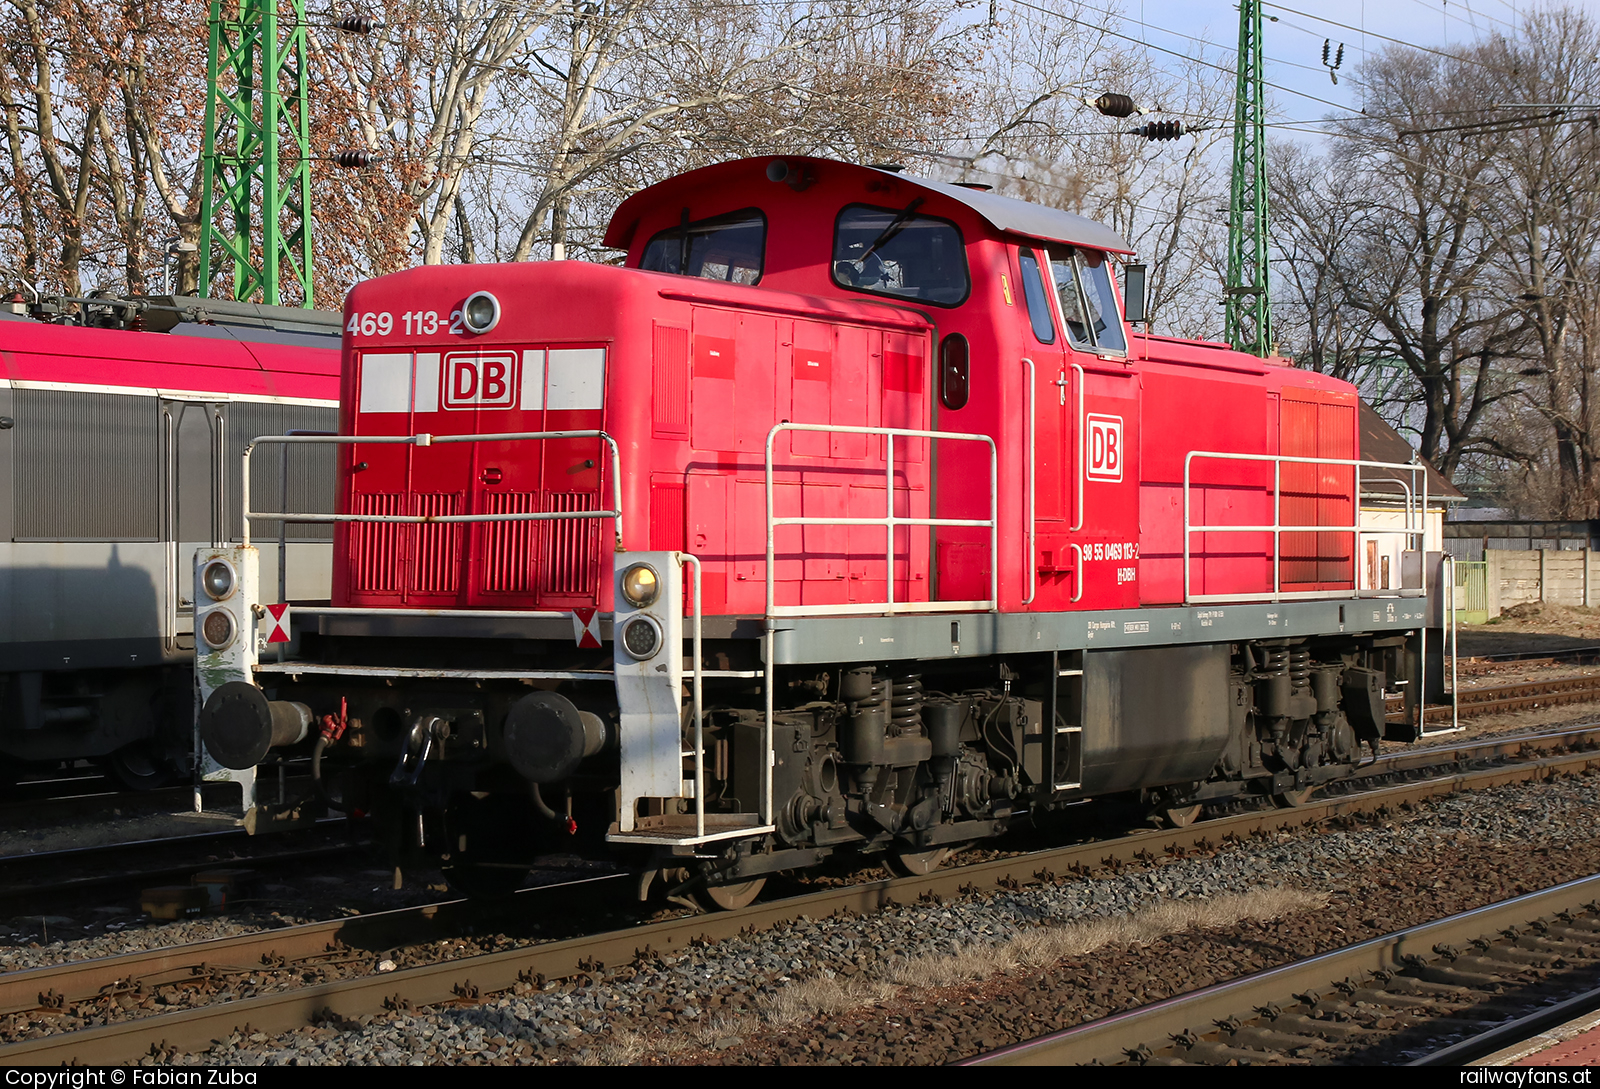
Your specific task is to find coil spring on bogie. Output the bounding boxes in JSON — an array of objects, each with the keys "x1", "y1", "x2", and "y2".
[
  {"x1": 891, "y1": 673, "x2": 924, "y2": 735},
  {"x1": 1259, "y1": 648, "x2": 1289, "y2": 676},
  {"x1": 860, "y1": 677, "x2": 889, "y2": 713},
  {"x1": 1289, "y1": 648, "x2": 1311, "y2": 690}
]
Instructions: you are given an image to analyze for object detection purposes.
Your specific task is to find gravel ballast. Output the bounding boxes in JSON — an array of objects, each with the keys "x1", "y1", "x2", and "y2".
[{"x1": 141, "y1": 770, "x2": 1600, "y2": 1066}]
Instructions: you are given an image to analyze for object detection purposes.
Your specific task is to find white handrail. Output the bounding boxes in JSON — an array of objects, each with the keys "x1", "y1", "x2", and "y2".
[
  {"x1": 1183, "y1": 449, "x2": 1429, "y2": 604},
  {"x1": 763, "y1": 422, "x2": 999, "y2": 617},
  {"x1": 1421, "y1": 554, "x2": 1463, "y2": 737},
  {"x1": 1022, "y1": 357, "x2": 1036, "y2": 606},
  {"x1": 1070, "y1": 361, "x2": 1086, "y2": 533},
  {"x1": 679, "y1": 552, "x2": 706, "y2": 837},
  {"x1": 238, "y1": 430, "x2": 625, "y2": 549}
]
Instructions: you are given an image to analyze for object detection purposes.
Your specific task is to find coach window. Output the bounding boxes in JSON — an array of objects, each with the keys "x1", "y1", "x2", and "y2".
[
  {"x1": 832, "y1": 203, "x2": 969, "y2": 306},
  {"x1": 1047, "y1": 246, "x2": 1127, "y2": 355},
  {"x1": 1016, "y1": 247, "x2": 1056, "y2": 344},
  {"x1": 640, "y1": 209, "x2": 766, "y2": 284}
]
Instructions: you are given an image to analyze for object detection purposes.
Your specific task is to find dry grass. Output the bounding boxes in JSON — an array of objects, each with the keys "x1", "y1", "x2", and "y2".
[
  {"x1": 582, "y1": 1028, "x2": 648, "y2": 1066},
  {"x1": 593, "y1": 884, "x2": 1324, "y2": 1063},
  {"x1": 757, "y1": 884, "x2": 1325, "y2": 1028}
]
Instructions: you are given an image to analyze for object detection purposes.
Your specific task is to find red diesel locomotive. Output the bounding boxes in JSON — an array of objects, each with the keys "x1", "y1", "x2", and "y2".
[{"x1": 194, "y1": 157, "x2": 1447, "y2": 904}]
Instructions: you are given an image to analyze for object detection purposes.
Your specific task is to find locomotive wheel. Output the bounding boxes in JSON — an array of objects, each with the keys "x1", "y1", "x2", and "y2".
[
  {"x1": 106, "y1": 742, "x2": 178, "y2": 791},
  {"x1": 1160, "y1": 804, "x2": 1204, "y2": 829},
  {"x1": 1273, "y1": 787, "x2": 1316, "y2": 808},
  {"x1": 692, "y1": 877, "x2": 766, "y2": 912},
  {"x1": 885, "y1": 846, "x2": 953, "y2": 877}
]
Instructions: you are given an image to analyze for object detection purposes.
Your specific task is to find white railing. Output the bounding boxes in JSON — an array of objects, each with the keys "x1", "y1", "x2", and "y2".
[
  {"x1": 679, "y1": 551, "x2": 711, "y2": 839},
  {"x1": 241, "y1": 430, "x2": 623, "y2": 619},
  {"x1": 1420, "y1": 553, "x2": 1462, "y2": 737},
  {"x1": 764, "y1": 423, "x2": 999, "y2": 618},
  {"x1": 1183, "y1": 450, "x2": 1429, "y2": 604}
]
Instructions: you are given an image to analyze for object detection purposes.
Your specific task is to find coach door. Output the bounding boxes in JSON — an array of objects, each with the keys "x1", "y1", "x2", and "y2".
[{"x1": 162, "y1": 399, "x2": 228, "y2": 649}]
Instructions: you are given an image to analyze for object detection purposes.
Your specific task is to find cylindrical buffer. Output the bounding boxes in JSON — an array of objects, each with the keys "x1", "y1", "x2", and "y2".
[
  {"x1": 502, "y1": 691, "x2": 609, "y2": 783},
  {"x1": 200, "y1": 681, "x2": 311, "y2": 770}
]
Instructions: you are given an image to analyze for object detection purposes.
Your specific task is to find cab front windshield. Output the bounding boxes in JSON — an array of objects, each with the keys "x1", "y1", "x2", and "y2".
[
  {"x1": 640, "y1": 209, "x2": 766, "y2": 284},
  {"x1": 832, "y1": 203, "x2": 969, "y2": 306}
]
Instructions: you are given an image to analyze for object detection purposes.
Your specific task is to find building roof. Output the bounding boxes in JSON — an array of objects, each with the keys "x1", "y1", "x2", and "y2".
[{"x1": 1359, "y1": 399, "x2": 1465, "y2": 504}]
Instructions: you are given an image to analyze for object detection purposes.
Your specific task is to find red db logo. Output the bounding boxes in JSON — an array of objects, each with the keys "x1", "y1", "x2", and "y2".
[
  {"x1": 443, "y1": 351, "x2": 518, "y2": 409},
  {"x1": 1087, "y1": 414, "x2": 1123, "y2": 482}
]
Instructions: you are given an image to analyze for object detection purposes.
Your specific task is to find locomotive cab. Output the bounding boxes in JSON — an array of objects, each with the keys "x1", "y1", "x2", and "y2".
[{"x1": 193, "y1": 157, "x2": 1456, "y2": 903}]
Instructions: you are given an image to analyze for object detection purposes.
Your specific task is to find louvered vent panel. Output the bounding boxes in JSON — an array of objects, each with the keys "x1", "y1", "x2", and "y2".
[
  {"x1": 14, "y1": 389, "x2": 158, "y2": 540},
  {"x1": 482, "y1": 492, "x2": 539, "y2": 593},
  {"x1": 350, "y1": 493, "x2": 404, "y2": 592},
  {"x1": 412, "y1": 493, "x2": 462, "y2": 594},
  {"x1": 653, "y1": 324, "x2": 689, "y2": 437},
  {"x1": 540, "y1": 492, "x2": 600, "y2": 598}
]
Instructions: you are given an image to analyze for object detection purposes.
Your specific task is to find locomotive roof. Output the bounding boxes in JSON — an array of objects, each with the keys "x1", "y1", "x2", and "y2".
[{"x1": 604, "y1": 156, "x2": 1132, "y2": 254}]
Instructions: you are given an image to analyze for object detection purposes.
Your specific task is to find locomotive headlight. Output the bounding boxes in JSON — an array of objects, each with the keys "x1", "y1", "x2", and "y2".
[
  {"x1": 199, "y1": 608, "x2": 236, "y2": 650},
  {"x1": 461, "y1": 291, "x2": 500, "y2": 335},
  {"x1": 619, "y1": 615, "x2": 662, "y2": 660},
  {"x1": 620, "y1": 563, "x2": 660, "y2": 608},
  {"x1": 201, "y1": 559, "x2": 236, "y2": 601}
]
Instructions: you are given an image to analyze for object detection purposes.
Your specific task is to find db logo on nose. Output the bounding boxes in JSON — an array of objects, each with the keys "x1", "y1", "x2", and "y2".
[
  {"x1": 1087, "y1": 414, "x2": 1123, "y2": 481},
  {"x1": 443, "y1": 350, "x2": 518, "y2": 409}
]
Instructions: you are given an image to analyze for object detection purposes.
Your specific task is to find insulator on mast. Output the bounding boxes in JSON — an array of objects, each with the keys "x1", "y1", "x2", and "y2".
[
  {"x1": 336, "y1": 15, "x2": 378, "y2": 33},
  {"x1": 334, "y1": 150, "x2": 381, "y2": 168},
  {"x1": 1093, "y1": 93, "x2": 1138, "y2": 118},
  {"x1": 1130, "y1": 120, "x2": 1185, "y2": 141}
]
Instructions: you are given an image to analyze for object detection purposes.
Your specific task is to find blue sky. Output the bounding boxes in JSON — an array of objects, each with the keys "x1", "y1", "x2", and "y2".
[{"x1": 1124, "y1": 0, "x2": 1600, "y2": 135}]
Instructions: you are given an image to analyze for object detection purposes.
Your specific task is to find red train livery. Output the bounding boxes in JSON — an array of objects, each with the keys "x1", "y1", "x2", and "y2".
[
  {"x1": 194, "y1": 158, "x2": 1447, "y2": 903},
  {"x1": 0, "y1": 297, "x2": 339, "y2": 785}
]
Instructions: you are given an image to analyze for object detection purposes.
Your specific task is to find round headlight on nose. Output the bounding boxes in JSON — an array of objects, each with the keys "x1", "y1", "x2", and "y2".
[
  {"x1": 620, "y1": 563, "x2": 660, "y2": 608},
  {"x1": 620, "y1": 616, "x2": 662, "y2": 660},
  {"x1": 462, "y1": 291, "x2": 500, "y2": 334},
  {"x1": 199, "y1": 608, "x2": 237, "y2": 650},
  {"x1": 201, "y1": 559, "x2": 236, "y2": 601}
]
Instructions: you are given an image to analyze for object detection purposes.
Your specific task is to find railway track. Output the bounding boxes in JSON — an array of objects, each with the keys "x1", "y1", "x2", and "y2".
[
  {"x1": 3, "y1": 727, "x2": 1598, "y2": 1064},
  {"x1": 962, "y1": 873, "x2": 1600, "y2": 1066},
  {"x1": 0, "y1": 824, "x2": 359, "y2": 911},
  {"x1": 1383, "y1": 672, "x2": 1600, "y2": 721},
  {"x1": 1454, "y1": 674, "x2": 1600, "y2": 717}
]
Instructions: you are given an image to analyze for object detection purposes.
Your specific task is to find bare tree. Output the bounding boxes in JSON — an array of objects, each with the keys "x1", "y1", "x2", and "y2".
[
  {"x1": 310, "y1": 0, "x2": 563, "y2": 273},
  {"x1": 1269, "y1": 46, "x2": 1528, "y2": 478},
  {"x1": 941, "y1": 1, "x2": 1234, "y2": 338},
  {"x1": 1469, "y1": 9, "x2": 1600, "y2": 513},
  {"x1": 491, "y1": 0, "x2": 966, "y2": 263}
]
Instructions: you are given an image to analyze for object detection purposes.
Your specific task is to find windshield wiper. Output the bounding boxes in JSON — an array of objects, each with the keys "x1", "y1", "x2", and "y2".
[{"x1": 856, "y1": 197, "x2": 925, "y2": 264}]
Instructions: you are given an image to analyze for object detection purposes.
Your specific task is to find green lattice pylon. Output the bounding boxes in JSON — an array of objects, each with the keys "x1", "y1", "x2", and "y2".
[
  {"x1": 1225, "y1": 0, "x2": 1271, "y2": 356},
  {"x1": 198, "y1": 0, "x2": 314, "y2": 307}
]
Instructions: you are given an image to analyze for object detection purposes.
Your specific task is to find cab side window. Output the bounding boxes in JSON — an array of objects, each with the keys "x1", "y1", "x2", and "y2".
[
  {"x1": 640, "y1": 209, "x2": 766, "y2": 284},
  {"x1": 1017, "y1": 247, "x2": 1056, "y2": 345},
  {"x1": 1046, "y1": 246, "x2": 1127, "y2": 354}
]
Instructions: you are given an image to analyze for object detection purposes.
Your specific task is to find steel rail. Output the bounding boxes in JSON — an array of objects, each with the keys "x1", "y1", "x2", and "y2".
[
  {"x1": 0, "y1": 873, "x2": 632, "y2": 1019},
  {"x1": 0, "y1": 825, "x2": 355, "y2": 907},
  {"x1": 1383, "y1": 675, "x2": 1600, "y2": 723},
  {"x1": 2, "y1": 728, "x2": 1578, "y2": 1015},
  {"x1": 4, "y1": 742, "x2": 1599, "y2": 1064},
  {"x1": 1410, "y1": 984, "x2": 1600, "y2": 1067},
  {"x1": 960, "y1": 872, "x2": 1600, "y2": 1066},
  {"x1": 1369, "y1": 722, "x2": 1600, "y2": 773}
]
